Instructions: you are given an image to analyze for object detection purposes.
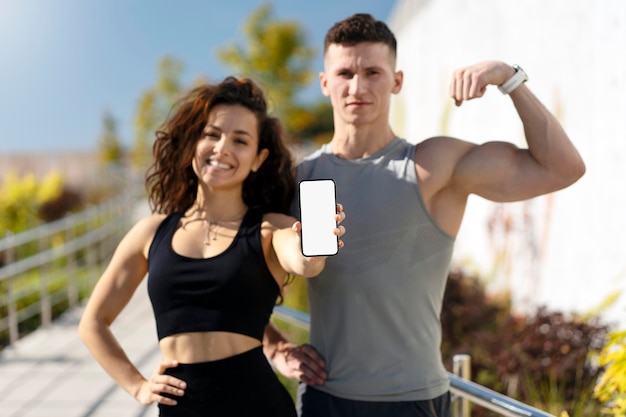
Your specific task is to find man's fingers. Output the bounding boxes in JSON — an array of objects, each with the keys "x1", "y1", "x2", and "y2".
[
  {"x1": 290, "y1": 344, "x2": 327, "y2": 384},
  {"x1": 291, "y1": 344, "x2": 325, "y2": 366}
]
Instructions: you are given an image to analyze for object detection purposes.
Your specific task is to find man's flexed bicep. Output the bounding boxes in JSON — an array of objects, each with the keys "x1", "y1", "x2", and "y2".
[
  {"x1": 447, "y1": 60, "x2": 584, "y2": 201},
  {"x1": 454, "y1": 86, "x2": 585, "y2": 203},
  {"x1": 509, "y1": 84, "x2": 585, "y2": 190},
  {"x1": 415, "y1": 133, "x2": 580, "y2": 238},
  {"x1": 452, "y1": 139, "x2": 559, "y2": 202}
]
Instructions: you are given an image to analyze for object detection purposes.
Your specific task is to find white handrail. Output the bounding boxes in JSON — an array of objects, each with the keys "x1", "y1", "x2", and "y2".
[
  {"x1": 272, "y1": 305, "x2": 556, "y2": 417},
  {"x1": 0, "y1": 191, "x2": 139, "y2": 347}
]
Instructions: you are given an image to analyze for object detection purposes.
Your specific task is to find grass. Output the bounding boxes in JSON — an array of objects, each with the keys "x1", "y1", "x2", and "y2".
[
  {"x1": 0, "y1": 264, "x2": 99, "y2": 349},
  {"x1": 271, "y1": 316, "x2": 311, "y2": 400}
]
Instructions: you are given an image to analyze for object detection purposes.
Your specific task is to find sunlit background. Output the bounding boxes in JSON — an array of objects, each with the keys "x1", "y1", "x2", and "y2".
[
  {"x1": 1, "y1": 1, "x2": 626, "y2": 416},
  {"x1": 0, "y1": 0, "x2": 394, "y2": 153}
]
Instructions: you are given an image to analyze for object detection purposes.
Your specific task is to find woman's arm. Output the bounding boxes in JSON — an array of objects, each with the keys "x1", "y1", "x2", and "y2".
[
  {"x1": 78, "y1": 215, "x2": 186, "y2": 406},
  {"x1": 265, "y1": 205, "x2": 345, "y2": 278}
]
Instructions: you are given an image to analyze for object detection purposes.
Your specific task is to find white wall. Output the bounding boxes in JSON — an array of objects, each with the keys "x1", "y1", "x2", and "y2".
[{"x1": 388, "y1": 0, "x2": 626, "y2": 328}]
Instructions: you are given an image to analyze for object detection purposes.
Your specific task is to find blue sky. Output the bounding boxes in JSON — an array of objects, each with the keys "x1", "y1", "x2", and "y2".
[{"x1": 0, "y1": 0, "x2": 395, "y2": 153}]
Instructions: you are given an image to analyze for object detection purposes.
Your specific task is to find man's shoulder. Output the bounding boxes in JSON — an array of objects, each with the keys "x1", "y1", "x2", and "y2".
[
  {"x1": 415, "y1": 135, "x2": 459, "y2": 148},
  {"x1": 415, "y1": 135, "x2": 469, "y2": 158},
  {"x1": 299, "y1": 144, "x2": 327, "y2": 161},
  {"x1": 296, "y1": 144, "x2": 328, "y2": 171},
  {"x1": 412, "y1": 136, "x2": 478, "y2": 181}
]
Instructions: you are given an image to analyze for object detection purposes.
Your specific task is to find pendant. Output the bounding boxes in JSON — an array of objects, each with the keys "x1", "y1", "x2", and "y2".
[{"x1": 204, "y1": 221, "x2": 218, "y2": 245}]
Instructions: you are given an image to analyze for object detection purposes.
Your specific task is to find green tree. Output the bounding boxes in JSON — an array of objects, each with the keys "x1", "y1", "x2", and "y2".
[
  {"x1": 217, "y1": 3, "x2": 316, "y2": 139},
  {"x1": 295, "y1": 100, "x2": 334, "y2": 144},
  {"x1": 96, "y1": 110, "x2": 124, "y2": 165},
  {"x1": 131, "y1": 55, "x2": 184, "y2": 171}
]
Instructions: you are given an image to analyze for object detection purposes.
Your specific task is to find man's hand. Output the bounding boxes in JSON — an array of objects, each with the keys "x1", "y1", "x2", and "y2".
[
  {"x1": 271, "y1": 342, "x2": 328, "y2": 386},
  {"x1": 449, "y1": 60, "x2": 515, "y2": 106}
]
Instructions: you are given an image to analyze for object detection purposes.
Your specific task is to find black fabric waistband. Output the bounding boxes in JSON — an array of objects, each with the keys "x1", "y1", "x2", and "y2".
[{"x1": 164, "y1": 345, "x2": 269, "y2": 386}]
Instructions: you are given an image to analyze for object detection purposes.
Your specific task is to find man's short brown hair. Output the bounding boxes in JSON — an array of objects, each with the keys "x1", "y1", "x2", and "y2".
[{"x1": 324, "y1": 13, "x2": 397, "y2": 58}]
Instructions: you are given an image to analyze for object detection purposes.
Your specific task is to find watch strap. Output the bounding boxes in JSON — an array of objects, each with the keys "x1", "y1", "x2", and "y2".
[{"x1": 498, "y1": 64, "x2": 528, "y2": 94}]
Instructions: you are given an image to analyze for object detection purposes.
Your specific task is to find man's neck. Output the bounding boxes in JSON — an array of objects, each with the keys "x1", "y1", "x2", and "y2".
[{"x1": 330, "y1": 123, "x2": 396, "y2": 160}]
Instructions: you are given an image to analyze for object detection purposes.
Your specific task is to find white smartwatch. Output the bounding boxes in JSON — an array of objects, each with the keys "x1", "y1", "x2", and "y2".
[{"x1": 498, "y1": 64, "x2": 528, "y2": 94}]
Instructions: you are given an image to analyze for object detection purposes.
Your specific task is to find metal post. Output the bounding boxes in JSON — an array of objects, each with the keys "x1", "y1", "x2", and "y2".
[
  {"x1": 452, "y1": 354, "x2": 472, "y2": 417},
  {"x1": 5, "y1": 232, "x2": 18, "y2": 345},
  {"x1": 66, "y1": 223, "x2": 78, "y2": 308},
  {"x1": 39, "y1": 225, "x2": 51, "y2": 326}
]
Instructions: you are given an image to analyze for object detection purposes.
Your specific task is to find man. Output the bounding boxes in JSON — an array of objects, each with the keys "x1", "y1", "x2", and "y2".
[{"x1": 264, "y1": 13, "x2": 585, "y2": 417}]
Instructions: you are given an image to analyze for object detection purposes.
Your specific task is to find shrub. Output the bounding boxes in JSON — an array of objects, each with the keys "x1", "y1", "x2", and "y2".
[
  {"x1": 38, "y1": 187, "x2": 83, "y2": 222},
  {"x1": 594, "y1": 329, "x2": 626, "y2": 416},
  {"x1": 0, "y1": 171, "x2": 66, "y2": 235},
  {"x1": 441, "y1": 269, "x2": 608, "y2": 416}
]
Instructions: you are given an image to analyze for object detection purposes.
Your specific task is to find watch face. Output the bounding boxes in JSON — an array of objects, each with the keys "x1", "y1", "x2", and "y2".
[
  {"x1": 498, "y1": 64, "x2": 528, "y2": 94},
  {"x1": 513, "y1": 64, "x2": 528, "y2": 82}
]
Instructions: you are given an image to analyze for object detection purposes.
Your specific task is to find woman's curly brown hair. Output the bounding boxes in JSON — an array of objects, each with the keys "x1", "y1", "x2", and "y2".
[{"x1": 145, "y1": 77, "x2": 295, "y2": 215}]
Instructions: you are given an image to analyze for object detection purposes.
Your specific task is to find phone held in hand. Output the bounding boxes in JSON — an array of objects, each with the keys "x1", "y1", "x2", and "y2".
[{"x1": 299, "y1": 179, "x2": 338, "y2": 257}]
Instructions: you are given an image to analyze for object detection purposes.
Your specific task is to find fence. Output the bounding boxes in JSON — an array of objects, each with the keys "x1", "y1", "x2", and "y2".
[
  {"x1": 273, "y1": 305, "x2": 556, "y2": 417},
  {"x1": 0, "y1": 192, "x2": 559, "y2": 416},
  {"x1": 0, "y1": 191, "x2": 139, "y2": 347}
]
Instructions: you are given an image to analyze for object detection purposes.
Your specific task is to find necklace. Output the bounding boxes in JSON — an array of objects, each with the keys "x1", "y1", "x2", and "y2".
[
  {"x1": 204, "y1": 220, "x2": 219, "y2": 245},
  {"x1": 202, "y1": 208, "x2": 247, "y2": 246}
]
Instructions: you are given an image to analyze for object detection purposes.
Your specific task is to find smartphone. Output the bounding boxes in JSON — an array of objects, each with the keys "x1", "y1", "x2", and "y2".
[{"x1": 299, "y1": 179, "x2": 338, "y2": 257}]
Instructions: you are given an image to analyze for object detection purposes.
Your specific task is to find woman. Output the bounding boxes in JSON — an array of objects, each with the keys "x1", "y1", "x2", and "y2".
[{"x1": 78, "y1": 77, "x2": 345, "y2": 416}]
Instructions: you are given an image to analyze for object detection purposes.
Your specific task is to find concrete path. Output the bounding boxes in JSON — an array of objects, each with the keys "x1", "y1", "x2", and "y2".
[{"x1": 0, "y1": 280, "x2": 161, "y2": 417}]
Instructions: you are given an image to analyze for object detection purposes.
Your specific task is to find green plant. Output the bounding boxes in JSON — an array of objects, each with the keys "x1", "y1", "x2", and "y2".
[
  {"x1": 0, "y1": 265, "x2": 95, "y2": 349},
  {"x1": 441, "y1": 270, "x2": 607, "y2": 416},
  {"x1": 282, "y1": 275, "x2": 309, "y2": 312},
  {"x1": 594, "y1": 329, "x2": 626, "y2": 416},
  {"x1": 0, "y1": 170, "x2": 66, "y2": 235},
  {"x1": 271, "y1": 316, "x2": 310, "y2": 400},
  {"x1": 271, "y1": 275, "x2": 310, "y2": 400}
]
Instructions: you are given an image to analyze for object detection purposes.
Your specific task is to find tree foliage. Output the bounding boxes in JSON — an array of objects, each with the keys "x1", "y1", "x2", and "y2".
[
  {"x1": 131, "y1": 56, "x2": 184, "y2": 171},
  {"x1": 130, "y1": 5, "x2": 334, "y2": 156},
  {"x1": 97, "y1": 110, "x2": 124, "y2": 165},
  {"x1": 217, "y1": 4, "x2": 319, "y2": 139}
]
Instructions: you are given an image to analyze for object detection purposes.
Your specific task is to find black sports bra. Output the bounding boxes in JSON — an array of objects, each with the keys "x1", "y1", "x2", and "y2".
[{"x1": 147, "y1": 209, "x2": 280, "y2": 341}]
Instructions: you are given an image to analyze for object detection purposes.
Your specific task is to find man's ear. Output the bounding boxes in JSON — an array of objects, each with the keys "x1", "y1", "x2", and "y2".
[
  {"x1": 252, "y1": 148, "x2": 269, "y2": 172},
  {"x1": 392, "y1": 70, "x2": 403, "y2": 94},
  {"x1": 319, "y1": 71, "x2": 330, "y2": 97}
]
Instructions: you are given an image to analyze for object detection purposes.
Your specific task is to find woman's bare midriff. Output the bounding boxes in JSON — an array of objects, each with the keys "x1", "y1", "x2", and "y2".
[{"x1": 159, "y1": 332, "x2": 262, "y2": 363}]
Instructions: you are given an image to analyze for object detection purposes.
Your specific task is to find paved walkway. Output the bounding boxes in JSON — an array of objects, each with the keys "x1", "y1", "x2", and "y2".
[{"x1": 0, "y1": 280, "x2": 161, "y2": 417}]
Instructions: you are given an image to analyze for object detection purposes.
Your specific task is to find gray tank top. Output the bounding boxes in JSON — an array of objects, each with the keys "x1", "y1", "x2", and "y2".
[{"x1": 293, "y1": 138, "x2": 455, "y2": 401}]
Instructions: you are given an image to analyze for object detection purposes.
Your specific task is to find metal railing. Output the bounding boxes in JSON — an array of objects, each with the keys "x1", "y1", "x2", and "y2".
[
  {"x1": 0, "y1": 191, "x2": 139, "y2": 347},
  {"x1": 273, "y1": 305, "x2": 556, "y2": 417},
  {"x1": 0, "y1": 198, "x2": 560, "y2": 417}
]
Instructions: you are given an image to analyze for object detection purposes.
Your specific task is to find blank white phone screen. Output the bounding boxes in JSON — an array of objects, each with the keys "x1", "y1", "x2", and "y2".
[{"x1": 299, "y1": 179, "x2": 338, "y2": 257}]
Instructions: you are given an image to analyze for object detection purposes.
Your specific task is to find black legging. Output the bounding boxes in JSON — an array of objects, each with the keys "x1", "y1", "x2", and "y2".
[{"x1": 160, "y1": 346, "x2": 296, "y2": 417}]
